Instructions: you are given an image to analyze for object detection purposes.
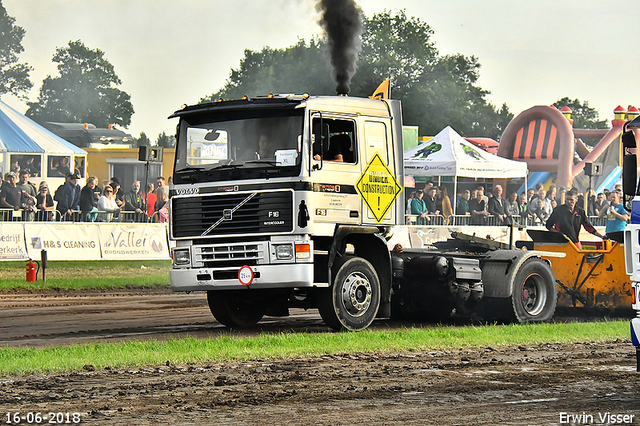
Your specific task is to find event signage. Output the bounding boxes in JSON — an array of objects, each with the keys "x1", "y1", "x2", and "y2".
[
  {"x1": 0, "y1": 223, "x2": 28, "y2": 260},
  {"x1": 99, "y1": 223, "x2": 169, "y2": 260},
  {"x1": 25, "y1": 224, "x2": 101, "y2": 260}
]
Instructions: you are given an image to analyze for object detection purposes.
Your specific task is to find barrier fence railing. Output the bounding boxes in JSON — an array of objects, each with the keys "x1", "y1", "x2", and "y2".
[
  {"x1": 406, "y1": 213, "x2": 614, "y2": 228},
  {"x1": 0, "y1": 208, "x2": 165, "y2": 223}
]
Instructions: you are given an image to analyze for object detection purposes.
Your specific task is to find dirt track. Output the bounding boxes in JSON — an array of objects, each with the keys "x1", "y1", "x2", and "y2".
[{"x1": 1, "y1": 290, "x2": 639, "y2": 425}]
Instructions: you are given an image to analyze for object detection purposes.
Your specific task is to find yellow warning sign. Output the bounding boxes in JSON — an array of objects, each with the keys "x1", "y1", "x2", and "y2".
[{"x1": 356, "y1": 152, "x2": 403, "y2": 223}]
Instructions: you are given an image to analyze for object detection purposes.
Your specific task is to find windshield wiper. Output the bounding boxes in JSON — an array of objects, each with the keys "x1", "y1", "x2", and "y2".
[
  {"x1": 176, "y1": 165, "x2": 205, "y2": 173},
  {"x1": 244, "y1": 159, "x2": 279, "y2": 166},
  {"x1": 205, "y1": 161, "x2": 242, "y2": 171}
]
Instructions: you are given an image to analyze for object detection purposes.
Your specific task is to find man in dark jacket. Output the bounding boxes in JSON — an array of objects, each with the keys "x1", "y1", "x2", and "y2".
[
  {"x1": 124, "y1": 180, "x2": 146, "y2": 222},
  {"x1": 80, "y1": 176, "x2": 100, "y2": 222},
  {"x1": 56, "y1": 173, "x2": 81, "y2": 221},
  {"x1": 546, "y1": 189, "x2": 604, "y2": 244},
  {"x1": 0, "y1": 172, "x2": 21, "y2": 220},
  {"x1": 488, "y1": 185, "x2": 511, "y2": 225}
]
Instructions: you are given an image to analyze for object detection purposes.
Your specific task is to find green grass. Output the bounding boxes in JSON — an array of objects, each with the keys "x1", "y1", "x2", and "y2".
[
  {"x1": 0, "y1": 260, "x2": 171, "y2": 291},
  {"x1": 0, "y1": 320, "x2": 629, "y2": 376}
]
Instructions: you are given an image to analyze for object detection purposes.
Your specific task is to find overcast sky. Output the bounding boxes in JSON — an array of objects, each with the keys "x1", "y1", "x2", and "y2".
[{"x1": 2, "y1": 0, "x2": 639, "y2": 139}]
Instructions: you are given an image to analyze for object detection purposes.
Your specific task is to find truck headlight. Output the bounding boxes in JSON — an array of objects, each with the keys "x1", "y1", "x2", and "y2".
[
  {"x1": 275, "y1": 244, "x2": 294, "y2": 260},
  {"x1": 173, "y1": 249, "x2": 190, "y2": 266}
]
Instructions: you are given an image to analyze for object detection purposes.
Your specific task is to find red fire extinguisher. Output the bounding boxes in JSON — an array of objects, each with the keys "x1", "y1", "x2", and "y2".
[{"x1": 26, "y1": 259, "x2": 38, "y2": 282}]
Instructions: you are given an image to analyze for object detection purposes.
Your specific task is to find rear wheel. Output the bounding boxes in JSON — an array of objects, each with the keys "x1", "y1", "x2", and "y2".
[
  {"x1": 207, "y1": 290, "x2": 265, "y2": 327},
  {"x1": 318, "y1": 256, "x2": 381, "y2": 331},
  {"x1": 510, "y1": 258, "x2": 556, "y2": 322}
]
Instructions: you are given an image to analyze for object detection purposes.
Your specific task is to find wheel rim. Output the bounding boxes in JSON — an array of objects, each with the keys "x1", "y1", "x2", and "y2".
[
  {"x1": 341, "y1": 271, "x2": 372, "y2": 317},
  {"x1": 520, "y1": 273, "x2": 547, "y2": 316}
]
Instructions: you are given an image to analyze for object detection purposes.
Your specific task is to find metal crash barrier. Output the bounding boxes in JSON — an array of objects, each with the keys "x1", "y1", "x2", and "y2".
[{"x1": 0, "y1": 208, "x2": 162, "y2": 223}]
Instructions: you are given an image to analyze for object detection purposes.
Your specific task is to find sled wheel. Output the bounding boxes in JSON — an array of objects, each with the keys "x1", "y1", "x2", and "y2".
[
  {"x1": 318, "y1": 256, "x2": 381, "y2": 331},
  {"x1": 207, "y1": 290, "x2": 265, "y2": 327},
  {"x1": 510, "y1": 258, "x2": 557, "y2": 322}
]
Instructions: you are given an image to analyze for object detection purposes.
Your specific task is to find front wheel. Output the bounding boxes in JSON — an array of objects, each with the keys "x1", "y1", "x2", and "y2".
[
  {"x1": 318, "y1": 256, "x2": 381, "y2": 331},
  {"x1": 510, "y1": 258, "x2": 557, "y2": 322},
  {"x1": 207, "y1": 290, "x2": 265, "y2": 327}
]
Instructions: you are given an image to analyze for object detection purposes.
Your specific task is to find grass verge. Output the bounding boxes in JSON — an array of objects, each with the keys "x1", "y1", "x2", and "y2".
[
  {"x1": 0, "y1": 260, "x2": 170, "y2": 291},
  {"x1": 0, "y1": 320, "x2": 629, "y2": 376}
]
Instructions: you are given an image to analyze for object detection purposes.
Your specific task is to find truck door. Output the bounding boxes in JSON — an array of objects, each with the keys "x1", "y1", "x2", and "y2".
[
  {"x1": 310, "y1": 116, "x2": 362, "y2": 226},
  {"x1": 360, "y1": 120, "x2": 397, "y2": 225}
]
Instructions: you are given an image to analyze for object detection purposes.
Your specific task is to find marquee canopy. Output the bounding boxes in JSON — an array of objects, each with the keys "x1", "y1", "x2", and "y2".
[{"x1": 404, "y1": 126, "x2": 527, "y2": 179}]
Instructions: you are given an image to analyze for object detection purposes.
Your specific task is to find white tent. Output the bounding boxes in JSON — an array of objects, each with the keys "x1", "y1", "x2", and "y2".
[
  {"x1": 0, "y1": 99, "x2": 86, "y2": 186},
  {"x1": 404, "y1": 126, "x2": 528, "y2": 214},
  {"x1": 404, "y1": 126, "x2": 527, "y2": 178}
]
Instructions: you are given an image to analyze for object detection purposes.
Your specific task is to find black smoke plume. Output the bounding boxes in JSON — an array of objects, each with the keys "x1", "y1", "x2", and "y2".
[{"x1": 316, "y1": 0, "x2": 362, "y2": 94}]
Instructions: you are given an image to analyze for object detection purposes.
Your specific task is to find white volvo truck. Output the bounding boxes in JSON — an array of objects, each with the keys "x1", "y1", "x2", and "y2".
[{"x1": 168, "y1": 94, "x2": 557, "y2": 331}]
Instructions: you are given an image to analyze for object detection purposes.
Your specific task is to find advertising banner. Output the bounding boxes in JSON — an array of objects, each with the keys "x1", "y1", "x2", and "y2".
[
  {"x1": 25, "y1": 223, "x2": 101, "y2": 260},
  {"x1": 99, "y1": 223, "x2": 169, "y2": 260},
  {"x1": 0, "y1": 223, "x2": 28, "y2": 260}
]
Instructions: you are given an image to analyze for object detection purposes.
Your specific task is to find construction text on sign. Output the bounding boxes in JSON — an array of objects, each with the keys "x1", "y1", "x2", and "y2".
[{"x1": 355, "y1": 152, "x2": 403, "y2": 223}]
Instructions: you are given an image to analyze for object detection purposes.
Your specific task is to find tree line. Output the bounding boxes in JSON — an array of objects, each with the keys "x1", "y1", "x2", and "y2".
[{"x1": 0, "y1": 3, "x2": 608, "y2": 146}]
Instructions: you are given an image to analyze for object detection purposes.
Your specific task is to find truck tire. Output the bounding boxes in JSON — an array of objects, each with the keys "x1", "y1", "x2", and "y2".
[
  {"x1": 318, "y1": 256, "x2": 381, "y2": 331},
  {"x1": 510, "y1": 258, "x2": 557, "y2": 322},
  {"x1": 207, "y1": 290, "x2": 265, "y2": 327}
]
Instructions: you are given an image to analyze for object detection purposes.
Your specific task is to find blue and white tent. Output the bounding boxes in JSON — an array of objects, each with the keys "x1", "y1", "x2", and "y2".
[{"x1": 0, "y1": 99, "x2": 86, "y2": 186}]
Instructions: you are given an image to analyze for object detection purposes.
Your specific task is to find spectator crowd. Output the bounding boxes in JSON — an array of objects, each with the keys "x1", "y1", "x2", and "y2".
[
  {"x1": 406, "y1": 181, "x2": 629, "y2": 232},
  {"x1": 0, "y1": 170, "x2": 170, "y2": 223}
]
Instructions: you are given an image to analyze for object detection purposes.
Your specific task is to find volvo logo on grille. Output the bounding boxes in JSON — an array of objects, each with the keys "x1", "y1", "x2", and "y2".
[{"x1": 200, "y1": 192, "x2": 257, "y2": 237}]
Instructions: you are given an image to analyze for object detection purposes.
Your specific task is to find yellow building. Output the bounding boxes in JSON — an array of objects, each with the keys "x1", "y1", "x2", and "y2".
[{"x1": 84, "y1": 147, "x2": 175, "y2": 191}]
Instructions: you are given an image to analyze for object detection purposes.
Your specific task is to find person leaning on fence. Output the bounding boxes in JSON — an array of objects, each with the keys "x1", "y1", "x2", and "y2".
[
  {"x1": 505, "y1": 191, "x2": 520, "y2": 222},
  {"x1": 97, "y1": 186, "x2": 120, "y2": 222},
  {"x1": 456, "y1": 190, "x2": 470, "y2": 215},
  {"x1": 125, "y1": 181, "x2": 146, "y2": 222},
  {"x1": 488, "y1": 185, "x2": 511, "y2": 225},
  {"x1": 154, "y1": 177, "x2": 169, "y2": 223},
  {"x1": 531, "y1": 198, "x2": 550, "y2": 225},
  {"x1": 36, "y1": 182, "x2": 55, "y2": 221},
  {"x1": 594, "y1": 192, "x2": 609, "y2": 220},
  {"x1": 437, "y1": 186, "x2": 453, "y2": 219},
  {"x1": 469, "y1": 189, "x2": 489, "y2": 225},
  {"x1": 80, "y1": 176, "x2": 100, "y2": 222},
  {"x1": 16, "y1": 170, "x2": 37, "y2": 221},
  {"x1": 410, "y1": 189, "x2": 429, "y2": 225},
  {"x1": 145, "y1": 183, "x2": 156, "y2": 218},
  {"x1": 56, "y1": 173, "x2": 81, "y2": 221},
  {"x1": 0, "y1": 172, "x2": 21, "y2": 220}
]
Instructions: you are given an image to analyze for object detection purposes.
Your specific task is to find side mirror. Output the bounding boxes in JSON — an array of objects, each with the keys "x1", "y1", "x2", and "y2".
[
  {"x1": 623, "y1": 130, "x2": 637, "y2": 149},
  {"x1": 623, "y1": 154, "x2": 637, "y2": 196}
]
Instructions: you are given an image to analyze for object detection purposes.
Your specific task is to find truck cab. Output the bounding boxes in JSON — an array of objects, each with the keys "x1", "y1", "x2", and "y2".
[
  {"x1": 169, "y1": 95, "x2": 403, "y2": 330},
  {"x1": 622, "y1": 115, "x2": 640, "y2": 371}
]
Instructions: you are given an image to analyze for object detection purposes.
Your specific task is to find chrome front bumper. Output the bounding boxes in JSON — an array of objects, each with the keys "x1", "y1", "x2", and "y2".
[{"x1": 170, "y1": 263, "x2": 319, "y2": 292}]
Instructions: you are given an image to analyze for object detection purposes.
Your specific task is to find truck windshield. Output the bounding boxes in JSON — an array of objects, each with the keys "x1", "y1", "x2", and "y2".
[{"x1": 175, "y1": 109, "x2": 304, "y2": 173}]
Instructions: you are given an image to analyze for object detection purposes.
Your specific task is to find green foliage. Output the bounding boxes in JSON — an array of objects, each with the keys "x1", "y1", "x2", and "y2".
[
  {"x1": 0, "y1": 1, "x2": 32, "y2": 98},
  {"x1": 201, "y1": 38, "x2": 335, "y2": 102},
  {"x1": 25, "y1": 40, "x2": 134, "y2": 128},
  {"x1": 553, "y1": 97, "x2": 609, "y2": 130},
  {"x1": 203, "y1": 10, "x2": 512, "y2": 139},
  {"x1": 133, "y1": 131, "x2": 151, "y2": 148},
  {"x1": 156, "y1": 131, "x2": 175, "y2": 148}
]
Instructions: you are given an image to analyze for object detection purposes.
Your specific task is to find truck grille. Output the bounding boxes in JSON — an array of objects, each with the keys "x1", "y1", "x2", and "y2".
[
  {"x1": 195, "y1": 243, "x2": 265, "y2": 268},
  {"x1": 171, "y1": 190, "x2": 294, "y2": 239}
]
